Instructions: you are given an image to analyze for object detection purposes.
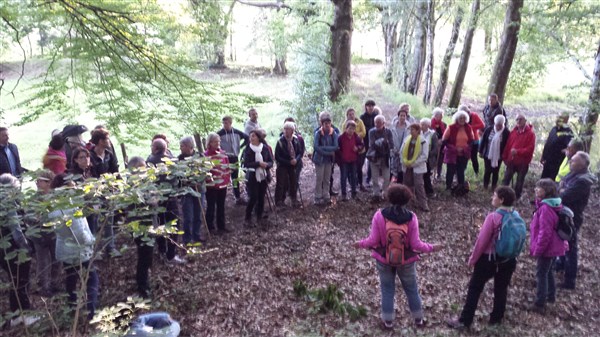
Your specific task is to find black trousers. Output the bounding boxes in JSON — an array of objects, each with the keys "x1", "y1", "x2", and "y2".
[
  {"x1": 424, "y1": 162, "x2": 434, "y2": 194},
  {"x1": 229, "y1": 156, "x2": 242, "y2": 199},
  {"x1": 470, "y1": 142, "x2": 480, "y2": 175},
  {"x1": 156, "y1": 198, "x2": 178, "y2": 260},
  {"x1": 206, "y1": 188, "x2": 227, "y2": 230},
  {"x1": 64, "y1": 261, "x2": 99, "y2": 319},
  {"x1": 275, "y1": 165, "x2": 297, "y2": 202},
  {"x1": 483, "y1": 158, "x2": 502, "y2": 190},
  {"x1": 502, "y1": 163, "x2": 529, "y2": 198},
  {"x1": 459, "y1": 255, "x2": 516, "y2": 326},
  {"x1": 135, "y1": 237, "x2": 153, "y2": 294},
  {"x1": 446, "y1": 156, "x2": 468, "y2": 189},
  {"x1": 541, "y1": 161, "x2": 561, "y2": 180},
  {"x1": 0, "y1": 249, "x2": 31, "y2": 312},
  {"x1": 246, "y1": 179, "x2": 268, "y2": 221}
]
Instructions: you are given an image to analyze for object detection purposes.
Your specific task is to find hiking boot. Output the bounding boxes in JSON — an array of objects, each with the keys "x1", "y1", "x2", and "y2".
[
  {"x1": 381, "y1": 320, "x2": 394, "y2": 330},
  {"x1": 10, "y1": 315, "x2": 40, "y2": 327},
  {"x1": 244, "y1": 218, "x2": 254, "y2": 228},
  {"x1": 291, "y1": 199, "x2": 302, "y2": 208},
  {"x1": 219, "y1": 227, "x2": 233, "y2": 234},
  {"x1": 329, "y1": 189, "x2": 339, "y2": 196},
  {"x1": 166, "y1": 255, "x2": 187, "y2": 265},
  {"x1": 275, "y1": 201, "x2": 286, "y2": 208},
  {"x1": 446, "y1": 317, "x2": 468, "y2": 330},
  {"x1": 560, "y1": 282, "x2": 575, "y2": 290},
  {"x1": 528, "y1": 303, "x2": 545, "y2": 315},
  {"x1": 351, "y1": 193, "x2": 359, "y2": 201},
  {"x1": 359, "y1": 185, "x2": 368, "y2": 192},
  {"x1": 414, "y1": 318, "x2": 427, "y2": 328},
  {"x1": 235, "y1": 197, "x2": 248, "y2": 205},
  {"x1": 340, "y1": 194, "x2": 349, "y2": 202}
]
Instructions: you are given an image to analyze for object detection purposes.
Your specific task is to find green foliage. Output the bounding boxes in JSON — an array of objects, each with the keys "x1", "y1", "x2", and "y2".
[
  {"x1": 285, "y1": 2, "x2": 333, "y2": 141},
  {"x1": 293, "y1": 280, "x2": 367, "y2": 321},
  {"x1": 0, "y1": 0, "x2": 265, "y2": 144},
  {"x1": 91, "y1": 296, "x2": 151, "y2": 335}
]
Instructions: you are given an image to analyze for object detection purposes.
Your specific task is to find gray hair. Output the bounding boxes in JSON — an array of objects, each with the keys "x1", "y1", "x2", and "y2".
[
  {"x1": 0, "y1": 173, "x2": 20, "y2": 188},
  {"x1": 319, "y1": 111, "x2": 332, "y2": 122},
  {"x1": 180, "y1": 136, "x2": 196, "y2": 147},
  {"x1": 420, "y1": 118, "x2": 432, "y2": 126},
  {"x1": 128, "y1": 156, "x2": 146, "y2": 168},
  {"x1": 574, "y1": 151, "x2": 590, "y2": 168},
  {"x1": 283, "y1": 121, "x2": 296, "y2": 130},
  {"x1": 374, "y1": 115, "x2": 386, "y2": 123},
  {"x1": 432, "y1": 107, "x2": 444, "y2": 117},
  {"x1": 568, "y1": 138, "x2": 584, "y2": 151},
  {"x1": 206, "y1": 132, "x2": 220, "y2": 145},
  {"x1": 457, "y1": 105, "x2": 470, "y2": 113},
  {"x1": 452, "y1": 110, "x2": 470, "y2": 124},
  {"x1": 494, "y1": 115, "x2": 506, "y2": 126}
]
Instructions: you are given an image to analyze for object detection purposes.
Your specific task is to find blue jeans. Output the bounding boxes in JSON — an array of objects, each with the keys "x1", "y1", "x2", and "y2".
[
  {"x1": 536, "y1": 257, "x2": 555, "y2": 306},
  {"x1": 340, "y1": 161, "x2": 357, "y2": 196},
  {"x1": 64, "y1": 261, "x2": 99, "y2": 319},
  {"x1": 181, "y1": 193, "x2": 205, "y2": 243},
  {"x1": 376, "y1": 261, "x2": 423, "y2": 321}
]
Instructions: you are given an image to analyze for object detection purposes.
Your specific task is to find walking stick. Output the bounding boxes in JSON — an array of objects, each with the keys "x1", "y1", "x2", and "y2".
[
  {"x1": 194, "y1": 186, "x2": 211, "y2": 241},
  {"x1": 265, "y1": 185, "x2": 278, "y2": 229}
]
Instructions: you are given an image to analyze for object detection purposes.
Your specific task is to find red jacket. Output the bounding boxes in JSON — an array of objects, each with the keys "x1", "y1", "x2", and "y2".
[
  {"x1": 502, "y1": 124, "x2": 536, "y2": 166},
  {"x1": 469, "y1": 112, "x2": 485, "y2": 141},
  {"x1": 338, "y1": 132, "x2": 364, "y2": 163},
  {"x1": 205, "y1": 148, "x2": 231, "y2": 189}
]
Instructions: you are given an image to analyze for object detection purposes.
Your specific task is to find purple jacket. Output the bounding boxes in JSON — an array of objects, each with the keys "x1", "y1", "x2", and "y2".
[
  {"x1": 358, "y1": 208, "x2": 433, "y2": 265},
  {"x1": 530, "y1": 199, "x2": 567, "y2": 257}
]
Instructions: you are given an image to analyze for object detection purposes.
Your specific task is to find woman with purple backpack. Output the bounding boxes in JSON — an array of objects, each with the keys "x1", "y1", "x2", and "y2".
[{"x1": 353, "y1": 184, "x2": 443, "y2": 330}]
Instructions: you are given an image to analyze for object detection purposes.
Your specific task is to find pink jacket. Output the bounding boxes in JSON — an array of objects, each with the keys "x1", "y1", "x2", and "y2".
[
  {"x1": 468, "y1": 211, "x2": 504, "y2": 266},
  {"x1": 358, "y1": 210, "x2": 433, "y2": 265},
  {"x1": 530, "y1": 200, "x2": 567, "y2": 257}
]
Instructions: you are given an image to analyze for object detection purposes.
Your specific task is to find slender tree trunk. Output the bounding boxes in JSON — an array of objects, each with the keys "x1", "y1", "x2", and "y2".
[
  {"x1": 329, "y1": 0, "x2": 353, "y2": 102},
  {"x1": 381, "y1": 7, "x2": 399, "y2": 84},
  {"x1": 487, "y1": 0, "x2": 524, "y2": 104},
  {"x1": 407, "y1": 1, "x2": 427, "y2": 95},
  {"x1": 448, "y1": 0, "x2": 480, "y2": 108},
  {"x1": 397, "y1": 17, "x2": 413, "y2": 92},
  {"x1": 273, "y1": 57, "x2": 288, "y2": 75},
  {"x1": 433, "y1": 7, "x2": 463, "y2": 107},
  {"x1": 582, "y1": 41, "x2": 600, "y2": 153},
  {"x1": 422, "y1": 0, "x2": 435, "y2": 104}
]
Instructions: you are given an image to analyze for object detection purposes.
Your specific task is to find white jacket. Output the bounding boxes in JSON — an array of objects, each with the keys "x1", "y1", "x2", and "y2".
[{"x1": 399, "y1": 136, "x2": 429, "y2": 174}]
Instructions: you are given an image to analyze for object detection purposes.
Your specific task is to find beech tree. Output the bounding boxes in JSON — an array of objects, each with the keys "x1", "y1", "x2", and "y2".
[
  {"x1": 329, "y1": 0, "x2": 353, "y2": 101},
  {"x1": 407, "y1": 1, "x2": 427, "y2": 95},
  {"x1": 448, "y1": 0, "x2": 480, "y2": 108},
  {"x1": 433, "y1": 7, "x2": 463, "y2": 107},
  {"x1": 582, "y1": 41, "x2": 600, "y2": 152},
  {"x1": 487, "y1": 0, "x2": 524, "y2": 103}
]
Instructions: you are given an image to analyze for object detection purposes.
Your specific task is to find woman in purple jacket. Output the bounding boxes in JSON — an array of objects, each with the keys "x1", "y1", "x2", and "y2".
[
  {"x1": 529, "y1": 178, "x2": 567, "y2": 314},
  {"x1": 354, "y1": 184, "x2": 443, "y2": 329},
  {"x1": 447, "y1": 186, "x2": 519, "y2": 329}
]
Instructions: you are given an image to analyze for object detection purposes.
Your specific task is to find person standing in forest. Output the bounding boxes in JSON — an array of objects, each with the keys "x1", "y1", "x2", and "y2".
[
  {"x1": 557, "y1": 151, "x2": 597, "y2": 289},
  {"x1": 274, "y1": 121, "x2": 303, "y2": 207},
  {"x1": 479, "y1": 115, "x2": 510, "y2": 191},
  {"x1": 541, "y1": 112, "x2": 573, "y2": 180},
  {"x1": 419, "y1": 118, "x2": 439, "y2": 197},
  {"x1": 367, "y1": 115, "x2": 394, "y2": 203},
  {"x1": 218, "y1": 116, "x2": 249, "y2": 205},
  {"x1": 501, "y1": 114, "x2": 535, "y2": 200},
  {"x1": 400, "y1": 123, "x2": 430, "y2": 212},
  {"x1": 482, "y1": 93, "x2": 507, "y2": 129},
  {"x1": 459, "y1": 105, "x2": 485, "y2": 176},
  {"x1": 312, "y1": 112, "x2": 338, "y2": 205},
  {"x1": 360, "y1": 100, "x2": 378, "y2": 187},
  {"x1": 0, "y1": 127, "x2": 24, "y2": 177},
  {"x1": 244, "y1": 108, "x2": 261, "y2": 136},
  {"x1": 390, "y1": 109, "x2": 410, "y2": 184},
  {"x1": 431, "y1": 108, "x2": 447, "y2": 180},
  {"x1": 346, "y1": 108, "x2": 367, "y2": 191},
  {"x1": 555, "y1": 138, "x2": 584, "y2": 183},
  {"x1": 442, "y1": 111, "x2": 474, "y2": 192}
]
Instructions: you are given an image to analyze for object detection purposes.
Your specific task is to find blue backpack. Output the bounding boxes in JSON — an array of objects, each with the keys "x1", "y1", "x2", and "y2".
[{"x1": 495, "y1": 209, "x2": 527, "y2": 259}]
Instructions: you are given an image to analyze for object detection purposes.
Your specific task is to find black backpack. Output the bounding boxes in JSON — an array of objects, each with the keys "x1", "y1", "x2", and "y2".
[{"x1": 556, "y1": 206, "x2": 575, "y2": 241}]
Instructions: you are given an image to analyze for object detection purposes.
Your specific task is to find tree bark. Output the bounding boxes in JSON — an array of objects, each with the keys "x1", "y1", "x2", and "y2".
[
  {"x1": 407, "y1": 0, "x2": 427, "y2": 95},
  {"x1": 433, "y1": 7, "x2": 463, "y2": 107},
  {"x1": 582, "y1": 40, "x2": 600, "y2": 153},
  {"x1": 487, "y1": 0, "x2": 524, "y2": 104},
  {"x1": 329, "y1": 0, "x2": 353, "y2": 102},
  {"x1": 273, "y1": 57, "x2": 288, "y2": 75},
  {"x1": 448, "y1": 0, "x2": 480, "y2": 108},
  {"x1": 381, "y1": 7, "x2": 399, "y2": 84},
  {"x1": 422, "y1": 0, "x2": 435, "y2": 104}
]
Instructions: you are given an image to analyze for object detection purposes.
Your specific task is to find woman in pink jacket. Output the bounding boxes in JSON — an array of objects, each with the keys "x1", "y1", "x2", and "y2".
[
  {"x1": 354, "y1": 184, "x2": 443, "y2": 330},
  {"x1": 529, "y1": 178, "x2": 567, "y2": 314},
  {"x1": 447, "y1": 186, "x2": 519, "y2": 329}
]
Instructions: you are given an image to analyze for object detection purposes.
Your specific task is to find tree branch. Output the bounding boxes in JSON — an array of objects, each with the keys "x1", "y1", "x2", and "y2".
[
  {"x1": 236, "y1": 0, "x2": 291, "y2": 10},
  {"x1": 0, "y1": 15, "x2": 27, "y2": 97}
]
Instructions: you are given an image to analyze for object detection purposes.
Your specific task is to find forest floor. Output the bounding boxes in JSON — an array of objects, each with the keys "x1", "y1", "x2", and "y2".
[{"x1": 3, "y1": 64, "x2": 600, "y2": 337}]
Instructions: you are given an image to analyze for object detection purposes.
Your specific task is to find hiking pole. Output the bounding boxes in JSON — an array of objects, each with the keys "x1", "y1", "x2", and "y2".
[
  {"x1": 265, "y1": 185, "x2": 278, "y2": 229},
  {"x1": 194, "y1": 186, "x2": 211, "y2": 241}
]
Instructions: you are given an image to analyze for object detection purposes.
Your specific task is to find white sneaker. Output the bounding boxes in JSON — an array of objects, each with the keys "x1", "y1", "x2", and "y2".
[
  {"x1": 166, "y1": 255, "x2": 187, "y2": 265},
  {"x1": 10, "y1": 315, "x2": 40, "y2": 327}
]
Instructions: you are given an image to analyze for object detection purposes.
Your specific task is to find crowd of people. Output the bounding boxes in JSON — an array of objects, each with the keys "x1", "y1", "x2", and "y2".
[{"x1": 0, "y1": 95, "x2": 597, "y2": 330}]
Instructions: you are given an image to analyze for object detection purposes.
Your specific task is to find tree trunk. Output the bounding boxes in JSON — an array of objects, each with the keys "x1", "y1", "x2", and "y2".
[
  {"x1": 329, "y1": 0, "x2": 353, "y2": 102},
  {"x1": 487, "y1": 0, "x2": 524, "y2": 104},
  {"x1": 582, "y1": 41, "x2": 600, "y2": 153},
  {"x1": 484, "y1": 25, "x2": 492, "y2": 53},
  {"x1": 448, "y1": 0, "x2": 480, "y2": 108},
  {"x1": 397, "y1": 15, "x2": 414, "y2": 92},
  {"x1": 422, "y1": 0, "x2": 435, "y2": 104},
  {"x1": 273, "y1": 57, "x2": 288, "y2": 75},
  {"x1": 381, "y1": 8, "x2": 399, "y2": 84},
  {"x1": 433, "y1": 7, "x2": 463, "y2": 107},
  {"x1": 407, "y1": 0, "x2": 427, "y2": 95}
]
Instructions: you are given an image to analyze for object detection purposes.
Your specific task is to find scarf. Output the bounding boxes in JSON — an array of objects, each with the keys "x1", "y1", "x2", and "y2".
[
  {"x1": 487, "y1": 127, "x2": 504, "y2": 168},
  {"x1": 402, "y1": 135, "x2": 422, "y2": 166},
  {"x1": 249, "y1": 143, "x2": 266, "y2": 182}
]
